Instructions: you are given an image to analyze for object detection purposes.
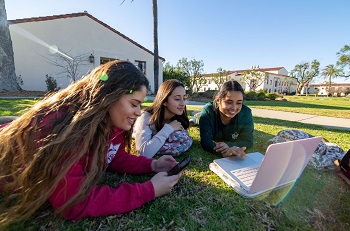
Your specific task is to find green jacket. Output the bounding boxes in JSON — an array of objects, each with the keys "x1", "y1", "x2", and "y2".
[{"x1": 199, "y1": 102, "x2": 254, "y2": 153}]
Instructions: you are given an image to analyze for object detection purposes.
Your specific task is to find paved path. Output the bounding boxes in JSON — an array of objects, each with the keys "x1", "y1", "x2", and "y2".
[
  {"x1": 250, "y1": 108, "x2": 350, "y2": 131},
  {"x1": 146, "y1": 96, "x2": 350, "y2": 131}
]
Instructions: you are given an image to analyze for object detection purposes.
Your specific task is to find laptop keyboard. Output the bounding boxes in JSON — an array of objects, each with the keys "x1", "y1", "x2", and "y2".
[{"x1": 231, "y1": 166, "x2": 259, "y2": 187}]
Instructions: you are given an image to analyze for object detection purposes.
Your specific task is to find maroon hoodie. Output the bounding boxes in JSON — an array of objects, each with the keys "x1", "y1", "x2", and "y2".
[
  {"x1": 49, "y1": 126, "x2": 155, "y2": 220},
  {"x1": 0, "y1": 117, "x2": 156, "y2": 220}
]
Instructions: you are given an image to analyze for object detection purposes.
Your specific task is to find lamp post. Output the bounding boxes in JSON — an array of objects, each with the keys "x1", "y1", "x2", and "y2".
[{"x1": 89, "y1": 54, "x2": 95, "y2": 63}]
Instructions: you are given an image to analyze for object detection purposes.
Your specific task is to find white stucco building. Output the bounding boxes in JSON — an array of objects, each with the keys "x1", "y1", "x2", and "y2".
[
  {"x1": 9, "y1": 12, "x2": 164, "y2": 92},
  {"x1": 303, "y1": 83, "x2": 350, "y2": 96},
  {"x1": 199, "y1": 67, "x2": 297, "y2": 94}
]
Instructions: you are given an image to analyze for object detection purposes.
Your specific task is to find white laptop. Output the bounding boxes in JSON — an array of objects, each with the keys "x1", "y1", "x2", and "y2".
[{"x1": 209, "y1": 137, "x2": 322, "y2": 198}]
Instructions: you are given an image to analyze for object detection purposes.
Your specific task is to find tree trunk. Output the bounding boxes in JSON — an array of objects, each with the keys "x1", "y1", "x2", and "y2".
[
  {"x1": 329, "y1": 76, "x2": 332, "y2": 97},
  {"x1": 152, "y1": 0, "x2": 159, "y2": 94},
  {"x1": 296, "y1": 84, "x2": 303, "y2": 95},
  {"x1": 0, "y1": 0, "x2": 21, "y2": 92}
]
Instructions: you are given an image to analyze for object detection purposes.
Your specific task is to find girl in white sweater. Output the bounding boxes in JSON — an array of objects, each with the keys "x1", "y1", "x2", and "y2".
[{"x1": 133, "y1": 79, "x2": 192, "y2": 158}]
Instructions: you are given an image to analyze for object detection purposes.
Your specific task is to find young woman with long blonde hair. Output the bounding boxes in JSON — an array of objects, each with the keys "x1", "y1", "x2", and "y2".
[{"x1": 0, "y1": 60, "x2": 181, "y2": 227}]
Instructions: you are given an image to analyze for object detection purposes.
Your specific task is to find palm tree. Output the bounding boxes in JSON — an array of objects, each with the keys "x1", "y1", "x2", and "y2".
[
  {"x1": 152, "y1": 0, "x2": 159, "y2": 93},
  {"x1": 121, "y1": 0, "x2": 159, "y2": 94},
  {"x1": 0, "y1": 0, "x2": 21, "y2": 92},
  {"x1": 337, "y1": 45, "x2": 350, "y2": 77},
  {"x1": 321, "y1": 64, "x2": 342, "y2": 97}
]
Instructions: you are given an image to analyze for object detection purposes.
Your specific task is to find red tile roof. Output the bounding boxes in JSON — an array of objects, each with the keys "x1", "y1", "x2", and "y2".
[
  {"x1": 230, "y1": 67, "x2": 285, "y2": 74},
  {"x1": 8, "y1": 12, "x2": 165, "y2": 61},
  {"x1": 310, "y1": 83, "x2": 350, "y2": 87},
  {"x1": 203, "y1": 67, "x2": 288, "y2": 77}
]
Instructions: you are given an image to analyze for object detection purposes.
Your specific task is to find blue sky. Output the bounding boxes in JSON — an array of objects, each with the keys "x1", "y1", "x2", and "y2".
[{"x1": 5, "y1": 0, "x2": 350, "y2": 83}]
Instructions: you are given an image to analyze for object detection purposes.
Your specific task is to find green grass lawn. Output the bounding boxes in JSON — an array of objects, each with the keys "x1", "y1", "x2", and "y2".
[
  {"x1": 0, "y1": 98, "x2": 41, "y2": 116},
  {"x1": 1, "y1": 98, "x2": 350, "y2": 230},
  {"x1": 245, "y1": 96, "x2": 350, "y2": 119}
]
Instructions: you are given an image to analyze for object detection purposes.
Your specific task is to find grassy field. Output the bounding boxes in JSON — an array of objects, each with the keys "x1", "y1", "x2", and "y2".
[
  {"x1": 245, "y1": 96, "x2": 350, "y2": 119},
  {"x1": 1, "y1": 98, "x2": 350, "y2": 230}
]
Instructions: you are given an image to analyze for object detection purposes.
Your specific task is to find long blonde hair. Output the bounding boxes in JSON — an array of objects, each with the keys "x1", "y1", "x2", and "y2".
[{"x1": 0, "y1": 60, "x2": 149, "y2": 227}]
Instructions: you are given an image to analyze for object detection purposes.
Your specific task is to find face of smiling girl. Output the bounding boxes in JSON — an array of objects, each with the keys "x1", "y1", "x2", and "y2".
[
  {"x1": 109, "y1": 86, "x2": 147, "y2": 130},
  {"x1": 163, "y1": 86, "x2": 187, "y2": 120},
  {"x1": 217, "y1": 90, "x2": 243, "y2": 124}
]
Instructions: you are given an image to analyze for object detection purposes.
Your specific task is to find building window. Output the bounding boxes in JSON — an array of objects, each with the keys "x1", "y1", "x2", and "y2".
[
  {"x1": 134, "y1": 60, "x2": 146, "y2": 75},
  {"x1": 100, "y1": 57, "x2": 117, "y2": 65},
  {"x1": 270, "y1": 80, "x2": 272, "y2": 85}
]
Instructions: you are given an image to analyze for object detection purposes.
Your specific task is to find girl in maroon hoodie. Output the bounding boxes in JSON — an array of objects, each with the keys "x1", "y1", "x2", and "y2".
[{"x1": 0, "y1": 60, "x2": 181, "y2": 227}]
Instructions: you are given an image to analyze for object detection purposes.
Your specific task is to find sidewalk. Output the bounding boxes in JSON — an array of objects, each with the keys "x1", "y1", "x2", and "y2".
[
  {"x1": 148, "y1": 97, "x2": 350, "y2": 131},
  {"x1": 250, "y1": 108, "x2": 350, "y2": 131}
]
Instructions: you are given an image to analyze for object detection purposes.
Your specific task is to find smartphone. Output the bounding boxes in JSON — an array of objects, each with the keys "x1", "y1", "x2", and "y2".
[{"x1": 167, "y1": 155, "x2": 191, "y2": 176}]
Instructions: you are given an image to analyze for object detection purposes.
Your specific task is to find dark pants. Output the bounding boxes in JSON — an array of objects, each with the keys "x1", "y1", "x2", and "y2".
[{"x1": 0, "y1": 116, "x2": 18, "y2": 125}]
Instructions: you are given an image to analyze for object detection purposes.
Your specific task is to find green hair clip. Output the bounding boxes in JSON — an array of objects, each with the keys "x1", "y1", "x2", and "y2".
[
  {"x1": 99, "y1": 72, "x2": 109, "y2": 81},
  {"x1": 129, "y1": 90, "x2": 133, "y2": 94}
]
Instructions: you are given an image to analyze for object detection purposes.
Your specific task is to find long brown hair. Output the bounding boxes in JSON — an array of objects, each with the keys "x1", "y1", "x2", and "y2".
[
  {"x1": 144, "y1": 79, "x2": 189, "y2": 131},
  {"x1": 0, "y1": 60, "x2": 149, "y2": 227}
]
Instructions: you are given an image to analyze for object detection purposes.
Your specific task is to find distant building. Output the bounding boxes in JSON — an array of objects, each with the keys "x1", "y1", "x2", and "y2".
[
  {"x1": 305, "y1": 83, "x2": 350, "y2": 96},
  {"x1": 9, "y1": 12, "x2": 164, "y2": 91},
  {"x1": 198, "y1": 66, "x2": 297, "y2": 94}
]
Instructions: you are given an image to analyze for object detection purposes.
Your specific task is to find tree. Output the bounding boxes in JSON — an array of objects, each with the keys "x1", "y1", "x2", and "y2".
[
  {"x1": 321, "y1": 64, "x2": 342, "y2": 97},
  {"x1": 152, "y1": 0, "x2": 159, "y2": 93},
  {"x1": 336, "y1": 45, "x2": 350, "y2": 78},
  {"x1": 0, "y1": 0, "x2": 21, "y2": 92},
  {"x1": 122, "y1": 0, "x2": 160, "y2": 93},
  {"x1": 177, "y1": 58, "x2": 205, "y2": 94},
  {"x1": 290, "y1": 60, "x2": 320, "y2": 95},
  {"x1": 163, "y1": 62, "x2": 187, "y2": 84},
  {"x1": 44, "y1": 50, "x2": 89, "y2": 82},
  {"x1": 282, "y1": 77, "x2": 294, "y2": 94},
  {"x1": 241, "y1": 68, "x2": 269, "y2": 91},
  {"x1": 212, "y1": 67, "x2": 230, "y2": 90}
]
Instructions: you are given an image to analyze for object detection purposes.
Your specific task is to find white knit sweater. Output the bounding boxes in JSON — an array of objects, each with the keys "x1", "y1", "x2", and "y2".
[{"x1": 132, "y1": 111, "x2": 174, "y2": 158}]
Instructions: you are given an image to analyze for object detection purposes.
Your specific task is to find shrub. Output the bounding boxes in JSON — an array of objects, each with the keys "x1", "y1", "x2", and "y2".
[
  {"x1": 16, "y1": 74, "x2": 24, "y2": 86},
  {"x1": 204, "y1": 90, "x2": 217, "y2": 99},
  {"x1": 266, "y1": 93, "x2": 278, "y2": 100},
  {"x1": 257, "y1": 91, "x2": 266, "y2": 100},
  {"x1": 245, "y1": 91, "x2": 258, "y2": 101},
  {"x1": 45, "y1": 74, "x2": 58, "y2": 92}
]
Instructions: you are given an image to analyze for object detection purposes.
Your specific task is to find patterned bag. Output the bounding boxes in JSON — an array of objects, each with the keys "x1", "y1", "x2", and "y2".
[
  {"x1": 266, "y1": 129, "x2": 346, "y2": 170},
  {"x1": 340, "y1": 149, "x2": 350, "y2": 177},
  {"x1": 157, "y1": 129, "x2": 193, "y2": 156}
]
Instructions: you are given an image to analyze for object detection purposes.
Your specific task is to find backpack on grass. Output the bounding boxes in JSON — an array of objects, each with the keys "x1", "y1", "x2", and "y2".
[
  {"x1": 266, "y1": 129, "x2": 346, "y2": 170},
  {"x1": 337, "y1": 149, "x2": 350, "y2": 185}
]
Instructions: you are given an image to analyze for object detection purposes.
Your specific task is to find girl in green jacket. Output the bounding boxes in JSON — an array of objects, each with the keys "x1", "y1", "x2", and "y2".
[{"x1": 199, "y1": 80, "x2": 254, "y2": 158}]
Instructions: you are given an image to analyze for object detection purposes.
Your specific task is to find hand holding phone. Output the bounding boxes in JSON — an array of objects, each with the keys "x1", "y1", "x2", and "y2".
[{"x1": 167, "y1": 155, "x2": 191, "y2": 176}]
